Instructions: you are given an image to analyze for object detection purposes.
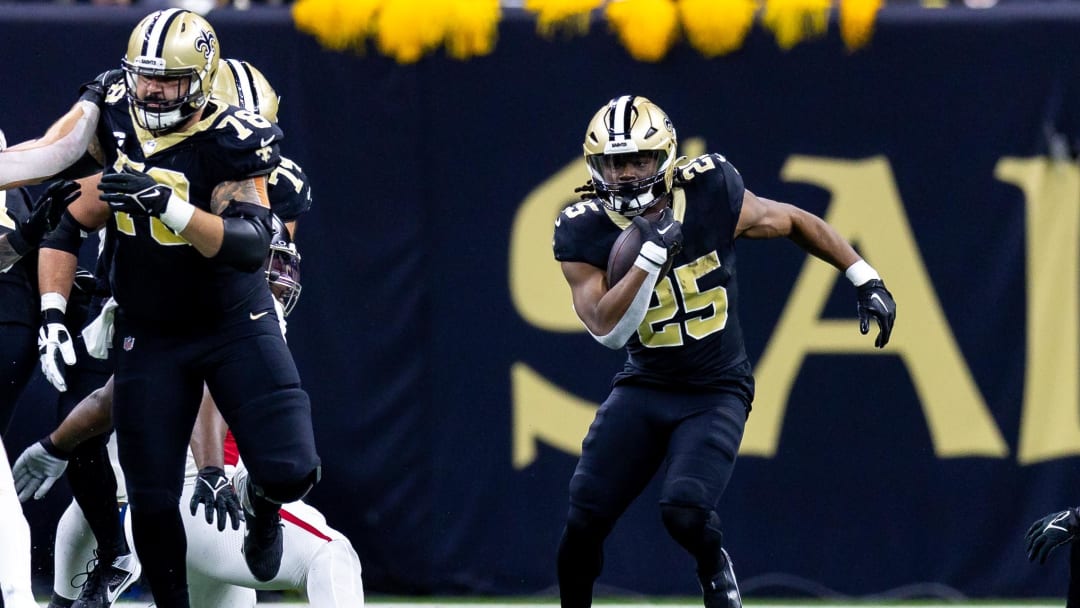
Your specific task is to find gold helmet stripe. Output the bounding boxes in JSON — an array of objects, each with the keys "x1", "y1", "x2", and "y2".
[{"x1": 141, "y1": 8, "x2": 187, "y2": 58}]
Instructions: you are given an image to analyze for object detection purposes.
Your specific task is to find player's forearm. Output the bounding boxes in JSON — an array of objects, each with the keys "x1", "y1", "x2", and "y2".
[
  {"x1": 190, "y1": 387, "x2": 228, "y2": 470},
  {"x1": 0, "y1": 101, "x2": 100, "y2": 189},
  {"x1": 50, "y1": 379, "x2": 114, "y2": 452},
  {"x1": 789, "y1": 209, "x2": 861, "y2": 272},
  {"x1": 38, "y1": 248, "x2": 79, "y2": 301}
]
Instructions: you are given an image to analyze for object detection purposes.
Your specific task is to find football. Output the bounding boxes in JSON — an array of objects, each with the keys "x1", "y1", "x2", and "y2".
[
  {"x1": 606, "y1": 222, "x2": 643, "y2": 287},
  {"x1": 606, "y1": 209, "x2": 675, "y2": 286}
]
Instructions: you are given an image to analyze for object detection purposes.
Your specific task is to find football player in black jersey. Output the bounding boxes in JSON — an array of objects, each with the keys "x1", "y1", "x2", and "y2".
[
  {"x1": 553, "y1": 95, "x2": 897, "y2": 608},
  {"x1": 0, "y1": 10, "x2": 321, "y2": 608}
]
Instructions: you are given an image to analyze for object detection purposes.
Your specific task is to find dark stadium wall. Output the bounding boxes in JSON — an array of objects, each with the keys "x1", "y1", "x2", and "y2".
[{"x1": 3, "y1": 3, "x2": 1080, "y2": 599}]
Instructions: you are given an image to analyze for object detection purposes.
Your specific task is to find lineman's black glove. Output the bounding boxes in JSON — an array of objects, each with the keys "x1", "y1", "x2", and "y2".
[
  {"x1": 8, "y1": 180, "x2": 80, "y2": 255},
  {"x1": 1027, "y1": 507, "x2": 1080, "y2": 564},
  {"x1": 856, "y1": 279, "x2": 896, "y2": 348},
  {"x1": 190, "y1": 466, "x2": 245, "y2": 531},
  {"x1": 98, "y1": 167, "x2": 171, "y2": 217}
]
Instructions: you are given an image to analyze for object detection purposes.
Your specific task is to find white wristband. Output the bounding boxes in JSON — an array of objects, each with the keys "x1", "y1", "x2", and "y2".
[
  {"x1": 845, "y1": 259, "x2": 880, "y2": 287},
  {"x1": 634, "y1": 241, "x2": 667, "y2": 274},
  {"x1": 41, "y1": 291, "x2": 68, "y2": 314},
  {"x1": 160, "y1": 193, "x2": 195, "y2": 233}
]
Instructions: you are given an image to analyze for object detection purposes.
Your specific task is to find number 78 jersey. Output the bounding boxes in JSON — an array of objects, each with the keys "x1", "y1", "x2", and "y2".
[
  {"x1": 554, "y1": 153, "x2": 755, "y2": 393},
  {"x1": 90, "y1": 69, "x2": 282, "y2": 326}
]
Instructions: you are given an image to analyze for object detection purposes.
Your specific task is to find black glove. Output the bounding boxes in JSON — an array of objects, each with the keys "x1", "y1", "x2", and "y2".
[
  {"x1": 190, "y1": 466, "x2": 244, "y2": 531},
  {"x1": 1027, "y1": 507, "x2": 1080, "y2": 564},
  {"x1": 8, "y1": 180, "x2": 80, "y2": 255},
  {"x1": 856, "y1": 279, "x2": 896, "y2": 348},
  {"x1": 632, "y1": 206, "x2": 683, "y2": 259},
  {"x1": 98, "y1": 167, "x2": 171, "y2": 217}
]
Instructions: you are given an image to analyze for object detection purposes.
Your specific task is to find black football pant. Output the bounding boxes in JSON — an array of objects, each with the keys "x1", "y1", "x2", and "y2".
[
  {"x1": 0, "y1": 322, "x2": 37, "y2": 435},
  {"x1": 112, "y1": 313, "x2": 320, "y2": 608},
  {"x1": 558, "y1": 383, "x2": 747, "y2": 608}
]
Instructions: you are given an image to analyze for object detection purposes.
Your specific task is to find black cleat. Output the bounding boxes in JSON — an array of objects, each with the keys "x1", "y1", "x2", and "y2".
[
  {"x1": 243, "y1": 507, "x2": 284, "y2": 582},
  {"x1": 700, "y1": 548, "x2": 742, "y2": 608},
  {"x1": 71, "y1": 552, "x2": 141, "y2": 608}
]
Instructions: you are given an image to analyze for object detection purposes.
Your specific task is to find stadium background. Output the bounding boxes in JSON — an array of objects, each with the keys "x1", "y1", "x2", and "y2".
[{"x1": 2, "y1": 2, "x2": 1080, "y2": 602}]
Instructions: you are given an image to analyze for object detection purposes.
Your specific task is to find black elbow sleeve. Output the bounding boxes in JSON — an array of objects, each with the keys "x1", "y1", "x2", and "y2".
[
  {"x1": 215, "y1": 202, "x2": 272, "y2": 272},
  {"x1": 41, "y1": 211, "x2": 90, "y2": 255}
]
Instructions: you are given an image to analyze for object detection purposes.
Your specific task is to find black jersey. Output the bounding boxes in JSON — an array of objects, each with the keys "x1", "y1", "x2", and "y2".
[
  {"x1": 86, "y1": 70, "x2": 282, "y2": 327},
  {"x1": 0, "y1": 188, "x2": 37, "y2": 326},
  {"x1": 269, "y1": 156, "x2": 312, "y2": 223},
  {"x1": 554, "y1": 154, "x2": 754, "y2": 395}
]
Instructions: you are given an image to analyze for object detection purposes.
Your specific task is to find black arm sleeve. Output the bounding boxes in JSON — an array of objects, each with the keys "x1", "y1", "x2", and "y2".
[
  {"x1": 214, "y1": 202, "x2": 272, "y2": 272},
  {"x1": 41, "y1": 211, "x2": 91, "y2": 255}
]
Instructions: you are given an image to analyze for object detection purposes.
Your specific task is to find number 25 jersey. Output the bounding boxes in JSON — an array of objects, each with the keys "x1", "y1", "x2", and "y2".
[
  {"x1": 554, "y1": 153, "x2": 755, "y2": 398},
  {"x1": 88, "y1": 70, "x2": 281, "y2": 327}
]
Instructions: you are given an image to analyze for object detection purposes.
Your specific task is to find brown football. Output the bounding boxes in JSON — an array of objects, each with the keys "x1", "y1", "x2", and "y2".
[{"x1": 606, "y1": 222, "x2": 643, "y2": 287}]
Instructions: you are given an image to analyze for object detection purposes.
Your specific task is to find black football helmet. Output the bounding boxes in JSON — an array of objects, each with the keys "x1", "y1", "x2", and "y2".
[{"x1": 265, "y1": 214, "x2": 301, "y2": 317}]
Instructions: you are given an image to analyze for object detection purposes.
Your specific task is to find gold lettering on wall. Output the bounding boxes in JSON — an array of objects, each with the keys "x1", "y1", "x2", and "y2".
[
  {"x1": 743, "y1": 156, "x2": 1007, "y2": 458},
  {"x1": 997, "y1": 158, "x2": 1080, "y2": 464}
]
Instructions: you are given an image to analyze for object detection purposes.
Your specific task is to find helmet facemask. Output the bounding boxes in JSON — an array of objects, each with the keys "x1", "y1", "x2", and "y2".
[
  {"x1": 266, "y1": 242, "x2": 302, "y2": 317},
  {"x1": 265, "y1": 215, "x2": 302, "y2": 317},
  {"x1": 586, "y1": 148, "x2": 673, "y2": 216},
  {"x1": 123, "y1": 63, "x2": 208, "y2": 133}
]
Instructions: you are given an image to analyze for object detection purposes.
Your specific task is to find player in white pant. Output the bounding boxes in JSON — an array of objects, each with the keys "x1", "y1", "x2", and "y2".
[
  {"x1": 183, "y1": 440, "x2": 364, "y2": 608},
  {"x1": 0, "y1": 435, "x2": 39, "y2": 608},
  {"x1": 28, "y1": 383, "x2": 365, "y2": 608}
]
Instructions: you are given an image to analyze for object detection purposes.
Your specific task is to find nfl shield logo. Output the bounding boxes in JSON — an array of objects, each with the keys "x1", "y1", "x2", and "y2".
[{"x1": 122, "y1": 336, "x2": 135, "y2": 351}]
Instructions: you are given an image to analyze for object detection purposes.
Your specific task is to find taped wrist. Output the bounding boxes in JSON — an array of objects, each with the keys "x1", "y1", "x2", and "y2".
[
  {"x1": 635, "y1": 241, "x2": 668, "y2": 273},
  {"x1": 589, "y1": 263, "x2": 661, "y2": 350},
  {"x1": 215, "y1": 202, "x2": 272, "y2": 272},
  {"x1": 845, "y1": 259, "x2": 880, "y2": 287},
  {"x1": 159, "y1": 193, "x2": 195, "y2": 233},
  {"x1": 41, "y1": 292, "x2": 67, "y2": 319}
]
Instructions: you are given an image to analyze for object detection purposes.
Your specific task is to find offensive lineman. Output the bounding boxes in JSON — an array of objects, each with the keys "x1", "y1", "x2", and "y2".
[{"x1": 0, "y1": 10, "x2": 321, "y2": 607}]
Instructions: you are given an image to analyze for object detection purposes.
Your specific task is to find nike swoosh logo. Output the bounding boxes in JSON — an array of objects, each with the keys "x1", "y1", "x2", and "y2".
[
  {"x1": 1047, "y1": 512, "x2": 1072, "y2": 533},
  {"x1": 250, "y1": 311, "x2": 270, "y2": 320},
  {"x1": 259, "y1": 136, "x2": 274, "y2": 147},
  {"x1": 658, "y1": 224, "x2": 674, "y2": 235},
  {"x1": 870, "y1": 293, "x2": 888, "y2": 310}
]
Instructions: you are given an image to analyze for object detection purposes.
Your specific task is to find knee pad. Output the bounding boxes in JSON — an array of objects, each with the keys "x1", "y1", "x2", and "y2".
[
  {"x1": 661, "y1": 504, "x2": 711, "y2": 545},
  {"x1": 226, "y1": 387, "x2": 320, "y2": 484},
  {"x1": 661, "y1": 504, "x2": 725, "y2": 576},
  {"x1": 250, "y1": 466, "x2": 321, "y2": 505}
]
